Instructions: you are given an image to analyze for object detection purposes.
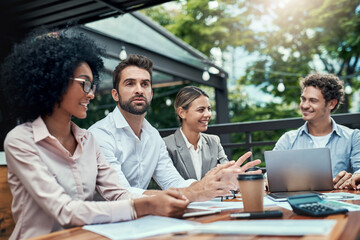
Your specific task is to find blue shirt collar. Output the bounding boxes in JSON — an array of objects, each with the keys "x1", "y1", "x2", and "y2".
[{"x1": 300, "y1": 117, "x2": 341, "y2": 137}]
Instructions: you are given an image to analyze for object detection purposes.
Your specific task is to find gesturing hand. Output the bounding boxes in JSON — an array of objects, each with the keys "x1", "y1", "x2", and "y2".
[{"x1": 219, "y1": 151, "x2": 262, "y2": 190}]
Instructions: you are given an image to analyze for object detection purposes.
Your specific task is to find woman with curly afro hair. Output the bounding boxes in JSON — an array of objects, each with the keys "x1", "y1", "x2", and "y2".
[{"x1": 1, "y1": 30, "x2": 188, "y2": 239}]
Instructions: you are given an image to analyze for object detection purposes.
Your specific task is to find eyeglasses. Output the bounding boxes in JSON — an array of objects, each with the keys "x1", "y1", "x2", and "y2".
[{"x1": 73, "y1": 78, "x2": 97, "y2": 94}]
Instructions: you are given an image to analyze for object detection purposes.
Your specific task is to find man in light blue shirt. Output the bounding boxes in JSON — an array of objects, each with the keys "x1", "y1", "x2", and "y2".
[
  {"x1": 89, "y1": 54, "x2": 261, "y2": 201},
  {"x1": 274, "y1": 73, "x2": 360, "y2": 189}
]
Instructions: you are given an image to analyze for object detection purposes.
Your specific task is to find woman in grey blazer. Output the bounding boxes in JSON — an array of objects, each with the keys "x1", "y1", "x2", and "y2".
[{"x1": 163, "y1": 86, "x2": 229, "y2": 180}]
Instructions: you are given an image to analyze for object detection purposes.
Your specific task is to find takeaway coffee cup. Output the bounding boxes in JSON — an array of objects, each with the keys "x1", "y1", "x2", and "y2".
[{"x1": 237, "y1": 174, "x2": 265, "y2": 212}]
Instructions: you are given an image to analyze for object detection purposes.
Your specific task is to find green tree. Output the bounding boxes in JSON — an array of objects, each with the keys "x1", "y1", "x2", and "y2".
[
  {"x1": 142, "y1": 0, "x2": 360, "y2": 165},
  {"x1": 142, "y1": 0, "x2": 260, "y2": 58},
  {"x1": 245, "y1": 0, "x2": 360, "y2": 112},
  {"x1": 228, "y1": 83, "x2": 300, "y2": 163}
]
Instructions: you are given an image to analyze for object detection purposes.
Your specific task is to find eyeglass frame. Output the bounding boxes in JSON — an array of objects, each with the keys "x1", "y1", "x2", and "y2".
[{"x1": 72, "y1": 78, "x2": 97, "y2": 94}]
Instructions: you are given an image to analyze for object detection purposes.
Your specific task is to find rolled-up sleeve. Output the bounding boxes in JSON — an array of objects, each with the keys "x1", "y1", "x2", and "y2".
[{"x1": 350, "y1": 129, "x2": 360, "y2": 173}]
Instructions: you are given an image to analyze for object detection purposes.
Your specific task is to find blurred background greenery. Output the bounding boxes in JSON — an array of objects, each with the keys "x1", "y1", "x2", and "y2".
[{"x1": 74, "y1": 0, "x2": 360, "y2": 171}]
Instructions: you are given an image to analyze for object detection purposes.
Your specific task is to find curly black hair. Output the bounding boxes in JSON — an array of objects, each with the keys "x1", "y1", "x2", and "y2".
[
  {"x1": 0, "y1": 29, "x2": 104, "y2": 123},
  {"x1": 300, "y1": 73, "x2": 344, "y2": 112}
]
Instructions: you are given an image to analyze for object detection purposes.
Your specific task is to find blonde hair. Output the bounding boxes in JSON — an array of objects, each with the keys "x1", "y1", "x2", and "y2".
[{"x1": 174, "y1": 86, "x2": 209, "y2": 125}]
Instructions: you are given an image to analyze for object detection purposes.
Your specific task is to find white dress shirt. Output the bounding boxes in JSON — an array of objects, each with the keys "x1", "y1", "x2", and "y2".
[
  {"x1": 179, "y1": 128, "x2": 203, "y2": 180},
  {"x1": 89, "y1": 107, "x2": 195, "y2": 195}
]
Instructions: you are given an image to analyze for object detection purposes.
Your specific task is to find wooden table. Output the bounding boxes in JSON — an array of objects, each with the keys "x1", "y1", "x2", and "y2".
[{"x1": 30, "y1": 190, "x2": 360, "y2": 240}]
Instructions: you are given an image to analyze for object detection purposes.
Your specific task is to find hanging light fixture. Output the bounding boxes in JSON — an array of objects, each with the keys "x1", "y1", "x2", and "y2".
[
  {"x1": 119, "y1": 46, "x2": 127, "y2": 60},
  {"x1": 202, "y1": 68, "x2": 210, "y2": 81},
  {"x1": 267, "y1": 84, "x2": 274, "y2": 92},
  {"x1": 344, "y1": 84, "x2": 352, "y2": 95},
  {"x1": 277, "y1": 79, "x2": 285, "y2": 92},
  {"x1": 165, "y1": 98, "x2": 172, "y2": 106}
]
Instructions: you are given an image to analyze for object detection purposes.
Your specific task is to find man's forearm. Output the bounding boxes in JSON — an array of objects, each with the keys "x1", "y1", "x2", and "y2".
[{"x1": 179, "y1": 181, "x2": 200, "y2": 202}]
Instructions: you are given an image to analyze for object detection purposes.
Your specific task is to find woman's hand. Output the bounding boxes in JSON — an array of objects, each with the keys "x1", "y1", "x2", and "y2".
[{"x1": 134, "y1": 188, "x2": 189, "y2": 218}]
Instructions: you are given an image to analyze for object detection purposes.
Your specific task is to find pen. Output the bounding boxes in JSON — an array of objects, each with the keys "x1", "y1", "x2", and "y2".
[
  {"x1": 231, "y1": 213, "x2": 252, "y2": 219},
  {"x1": 230, "y1": 211, "x2": 283, "y2": 219}
]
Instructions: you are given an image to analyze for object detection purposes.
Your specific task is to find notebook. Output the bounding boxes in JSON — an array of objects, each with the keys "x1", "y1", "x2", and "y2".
[{"x1": 264, "y1": 148, "x2": 333, "y2": 201}]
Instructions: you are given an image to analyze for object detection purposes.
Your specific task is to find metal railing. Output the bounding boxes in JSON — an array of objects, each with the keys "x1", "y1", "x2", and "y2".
[{"x1": 159, "y1": 113, "x2": 360, "y2": 154}]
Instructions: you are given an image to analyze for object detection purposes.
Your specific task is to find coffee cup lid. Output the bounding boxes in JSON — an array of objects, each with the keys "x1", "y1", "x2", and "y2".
[{"x1": 237, "y1": 174, "x2": 264, "y2": 180}]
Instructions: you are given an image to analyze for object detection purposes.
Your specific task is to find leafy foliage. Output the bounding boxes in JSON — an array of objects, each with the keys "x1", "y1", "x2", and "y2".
[
  {"x1": 142, "y1": 0, "x2": 261, "y2": 58},
  {"x1": 245, "y1": 0, "x2": 360, "y2": 112},
  {"x1": 75, "y1": 0, "x2": 359, "y2": 172}
]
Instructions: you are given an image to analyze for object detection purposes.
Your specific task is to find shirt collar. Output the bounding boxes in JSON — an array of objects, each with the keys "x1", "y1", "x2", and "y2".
[
  {"x1": 113, "y1": 106, "x2": 152, "y2": 134},
  {"x1": 330, "y1": 118, "x2": 341, "y2": 137},
  {"x1": 300, "y1": 117, "x2": 341, "y2": 137},
  {"x1": 32, "y1": 116, "x2": 87, "y2": 143},
  {"x1": 180, "y1": 127, "x2": 202, "y2": 150},
  {"x1": 113, "y1": 106, "x2": 130, "y2": 129}
]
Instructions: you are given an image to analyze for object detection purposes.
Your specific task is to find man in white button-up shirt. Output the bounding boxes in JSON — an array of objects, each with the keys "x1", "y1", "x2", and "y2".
[{"x1": 89, "y1": 54, "x2": 261, "y2": 202}]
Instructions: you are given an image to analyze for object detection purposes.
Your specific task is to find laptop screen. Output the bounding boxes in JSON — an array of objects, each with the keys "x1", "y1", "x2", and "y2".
[{"x1": 264, "y1": 148, "x2": 333, "y2": 192}]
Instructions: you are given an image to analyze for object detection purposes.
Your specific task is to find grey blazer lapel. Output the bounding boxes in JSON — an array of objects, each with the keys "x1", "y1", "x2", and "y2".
[
  {"x1": 201, "y1": 135, "x2": 213, "y2": 177},
  {"x1": 174, "y1": 129, "x2": 197, "y2": 179}
]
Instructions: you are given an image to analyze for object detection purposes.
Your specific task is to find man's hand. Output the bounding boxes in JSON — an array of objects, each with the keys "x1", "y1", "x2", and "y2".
[
  {"x1": 234, "y1": 151, "x2": 262, "y2": 174},
  {"x1": 143, "y1": 189, "x2": 162, "y2": 196},
  {"x1": 135, "y1": 188, "x2": 189, "y2": 218},
  {"x1": 223, "y1": 151, "x2": 262, "y2": 191},
  {"x1": 181, "y1": 152, "x2": 261, "y2": 202},
  {"x1": 181, "y1": 161, "x2": 242, "y2": 202},
  {"x1": 333, "y1": 171, "x2": 352, "y2": 189},
  {"x1": 344, "y1": 173, "x2": 360, "y2": 190}
]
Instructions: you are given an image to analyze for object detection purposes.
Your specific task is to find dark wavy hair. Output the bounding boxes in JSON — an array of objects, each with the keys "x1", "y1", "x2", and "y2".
[
  {"x1": 0, "y1": 29, "x2": 104, "y2": 123},
  {"x1": 113, "y1": 54, "x2": 153, "y2": 91},
  {"x1": 300, "y1": 73, "x2": 344, "y2": 112}
]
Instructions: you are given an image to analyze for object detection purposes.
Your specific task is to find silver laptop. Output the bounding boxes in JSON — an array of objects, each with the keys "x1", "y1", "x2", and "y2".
[{"x1": 264, "y1": 148, "x2": 333, "y2": 201}]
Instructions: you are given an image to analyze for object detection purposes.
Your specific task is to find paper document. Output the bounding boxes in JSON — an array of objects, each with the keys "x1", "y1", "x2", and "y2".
[
  {"x1": 325, "y1": 200, "x2": 360, "y2": 212},
  {"x1": 83, "y1": 217, "x2": 337, "y2": 239},
  {"x1": 83, "y1": 216, "x2": 198, "y2": 240},
  {"x1": 196, "y1": 220, "x2": 337, "y2": 236},
  {"x1": 322, "y1": 192, "x2": 360, "y2": 201},
  {"x1": 188, "y1": 197, "x2": 276, "y2": 211},
  {"x1": 0, "y1": 151, "x2": 5, "y2": 165},
  {"x1": 188, "y1": 200, "x2": 243, "y2": 211},
  {"x1": 275, "y1": 201, "x2": 293, "y2": 210}
]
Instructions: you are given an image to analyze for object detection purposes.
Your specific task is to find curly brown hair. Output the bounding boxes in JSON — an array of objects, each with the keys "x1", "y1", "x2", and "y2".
[{"x1": 300, "y1": 73, "x2": 344, "y2": 112}]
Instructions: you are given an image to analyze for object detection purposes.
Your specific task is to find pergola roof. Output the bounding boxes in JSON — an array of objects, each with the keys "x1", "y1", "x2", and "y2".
[
  {"x1": 75, "y1": 11, "x2": 230, "y2": 124},
  {"x1": 0, "y1": 0, "x2": 172, "y2": 62},
  {"x1": 1, "y1": 0, "x2": 171, "y2": 28},
  {"x1": 81, "y1": 12, "x2": 228, "y2": 90},
  {"x1": 0, "y1": 0, "x2": 230, "y2": 149}
]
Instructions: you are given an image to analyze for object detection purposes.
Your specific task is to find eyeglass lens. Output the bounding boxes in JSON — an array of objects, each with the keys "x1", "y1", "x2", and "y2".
[{"x1": 83, "y1": 80, "x2": 96, "y2": 94}]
